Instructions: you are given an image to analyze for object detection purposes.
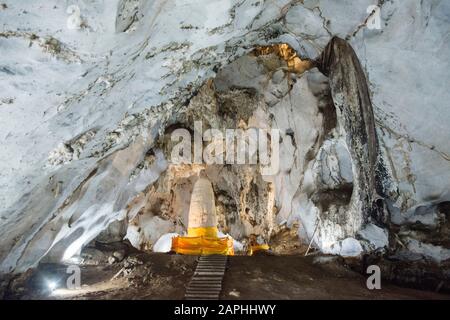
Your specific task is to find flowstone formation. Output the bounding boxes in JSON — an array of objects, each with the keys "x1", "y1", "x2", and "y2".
[{"x1": 0, "y1": 1, "x2": 449, "y2": 292}]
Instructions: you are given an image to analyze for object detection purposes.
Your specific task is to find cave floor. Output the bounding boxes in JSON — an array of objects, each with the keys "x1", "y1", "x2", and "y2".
[
  {"x1": 221, "y1": 255, "x2": 449, "y2": 300},
  {"x1": 3, "y1": 253, "x2": 449, "y2": 300}
]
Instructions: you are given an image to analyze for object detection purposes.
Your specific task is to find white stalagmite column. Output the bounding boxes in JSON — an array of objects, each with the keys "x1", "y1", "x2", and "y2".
[
  {"x1": 171, "y1": 175, "x2": 233, "y2": 255},
  {"x1": 188, "y1": 176, "x2": 218, "y2": 236}
]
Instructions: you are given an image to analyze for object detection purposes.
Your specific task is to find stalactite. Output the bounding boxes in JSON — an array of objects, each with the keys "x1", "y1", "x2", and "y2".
[{"x1": 315, "y1": 36, "x2": 385, "y2": 225}]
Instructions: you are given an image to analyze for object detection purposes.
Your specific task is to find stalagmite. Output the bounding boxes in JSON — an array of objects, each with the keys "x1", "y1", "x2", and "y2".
[
  {"x1": 171, "y1": 174, "x2": 233, "y2": 255},
  {"x1": 187, "y1": 176, "x2": 218, "y2": 238}
]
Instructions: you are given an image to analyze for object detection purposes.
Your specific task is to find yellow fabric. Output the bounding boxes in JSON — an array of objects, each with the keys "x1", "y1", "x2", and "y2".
[
  {"x1": 171, "y1": 236, "x2": 234, "y2": 255},
  {"x1": 187, "y1": 226, "x2": 218, "y2": 238},
  {"x1": 249, "y1": 244, "x2": 270, "y2": 255}
]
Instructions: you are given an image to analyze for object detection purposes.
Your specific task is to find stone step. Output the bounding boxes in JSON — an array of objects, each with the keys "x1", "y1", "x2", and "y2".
[
  {"x1": 187, "y1": 283, "x2": 222, "y2": 290},
  {"x1": 185, "y1": 292, "x2": 219, "y2": 299},
  {"x1": 185, "y1": 297, "x2": 219, "y2": 300},
  {"x1": 194, "y1": 272, "x2": 225, "y2": 276},
  {"x1": 195, "y1": 268, "x2": 226, "y2": 271},
  {"x1": 186, "y1": 291, "x2": 221, "y2": 296},
  {"x1": 195, "y1": 268, "x2": 225, "y2": 271},
  {"x1": 186, "y1": 288, "x2": 221, "y2": 294},
  {"x1": 189, "y1": 279, "x2": 223, "y2": 283},
  {"x1": 190, "y1": 278, "x2": 223, "y2": 281},
  {"x1": 196, "y1": 264, "x2": 226, "y2": 267},
  {"x1": 189, "y1": 280, "x2": 223, "y2": 284}
]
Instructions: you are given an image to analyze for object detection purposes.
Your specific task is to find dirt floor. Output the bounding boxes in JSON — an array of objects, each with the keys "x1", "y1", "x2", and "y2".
[
  {"x1": 2, "y1": 253, "x2": 197, "y2": 300},
  {"x1": 1, "y1": 253, "x2": 449, "y2": 300},
  {"x1": 221, "y1": 254, "x2": 449, "y2": 299}
]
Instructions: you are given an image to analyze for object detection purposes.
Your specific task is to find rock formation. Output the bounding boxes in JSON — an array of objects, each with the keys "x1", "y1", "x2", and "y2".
[
  {"x1": 0, "y1": 1, "x2": 449, "y2": 284},
  {"x1": 187, "y1": 175, "x2": 218, "y2": 235}
]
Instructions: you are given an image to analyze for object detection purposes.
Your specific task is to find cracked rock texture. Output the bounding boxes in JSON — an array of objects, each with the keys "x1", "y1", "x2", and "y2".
[{"x1": 1, "y1": 0, "x2": 450, "y2": 273}]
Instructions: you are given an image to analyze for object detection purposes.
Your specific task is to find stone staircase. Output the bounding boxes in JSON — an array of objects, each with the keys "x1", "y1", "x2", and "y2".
[{"x1": 185, "y1": 255, "x2": 228, "y2": 300}]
